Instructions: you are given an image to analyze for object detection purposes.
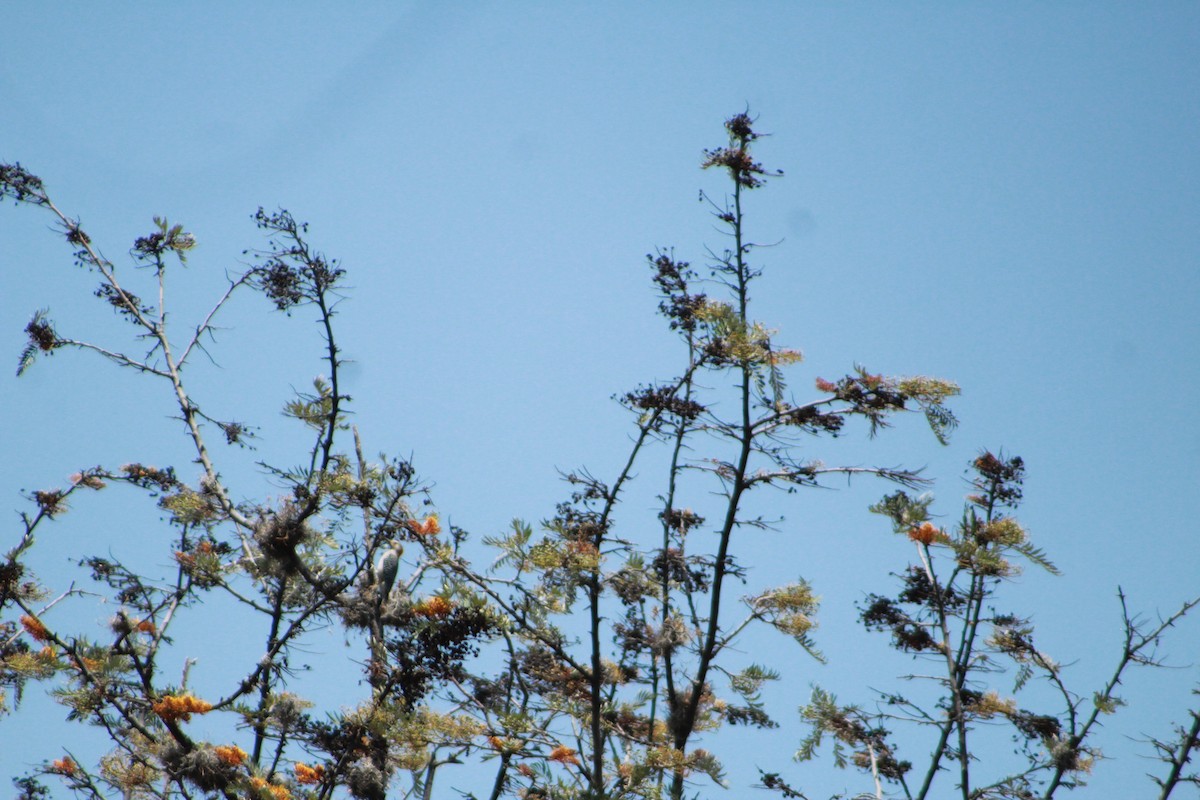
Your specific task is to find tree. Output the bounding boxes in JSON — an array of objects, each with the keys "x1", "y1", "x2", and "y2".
[{"x1": 2, "y1": 114, "x2": 1197, "y2": 800}]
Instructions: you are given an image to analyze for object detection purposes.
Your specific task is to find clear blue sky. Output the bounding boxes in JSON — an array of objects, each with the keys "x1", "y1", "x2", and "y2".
[{"x1": 2, "y1": 4, "x2": 1198, "y2": 797}]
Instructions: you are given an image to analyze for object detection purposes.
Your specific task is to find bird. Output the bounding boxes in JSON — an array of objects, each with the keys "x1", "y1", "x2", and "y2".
[{"x1": 374, "y1": 539, "x2": 404, "y2": 604}]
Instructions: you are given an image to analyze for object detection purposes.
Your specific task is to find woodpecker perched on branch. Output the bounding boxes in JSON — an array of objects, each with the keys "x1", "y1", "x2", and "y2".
[{"x1": 375, "y1": 539, "x2": 403, "y2": 604}]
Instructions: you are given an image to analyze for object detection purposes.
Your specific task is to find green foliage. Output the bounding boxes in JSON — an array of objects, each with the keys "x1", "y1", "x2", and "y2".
[
  {"x1": 869, "y1": 490, "x2": 934, "y2": 532},
  {"x1": 284, "y1": 377, "x2": 337, "y2": 431},
  {"x1": 133, "y1": 217, "x2": 196, "y2": 265},
  {"x1": 16, "y1": 309, "x2": 59, "y2": 377},
  {"x1": 1094, "y1": 693, "x2": 1127, "y2": 715}
]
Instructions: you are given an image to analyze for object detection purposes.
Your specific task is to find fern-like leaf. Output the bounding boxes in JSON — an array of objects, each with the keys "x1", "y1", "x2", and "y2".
[{"x1": 1013, "y1": 541, "x2": 1061, "y2": 575}]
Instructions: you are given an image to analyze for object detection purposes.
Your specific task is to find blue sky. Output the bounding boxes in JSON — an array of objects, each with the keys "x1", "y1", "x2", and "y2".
[{"x1": 2, "y1": 4, "x2": 1198, "y2": 797}]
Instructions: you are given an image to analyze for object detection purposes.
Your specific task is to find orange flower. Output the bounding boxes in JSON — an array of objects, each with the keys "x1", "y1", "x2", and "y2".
[
  {"x1": 414, "y1": 596, "x2": 453, "y2": 619},
  {"x1": 547, "y1": 745, "x2": 580, "y2": 766},
  {"x1": 294, "y1": 763, "x2": 325, "y2": 785},
  {"x1": 407, "y1": 515, "x2": 441, "y2": 537},
  {"x1": 152, "y1": 694, "x2": 213, "y2": 722},
  {"x1": 50, "y1": 757, "x2": 77, "y2": 776},
  {"x1": 20, "y1": 615, "x2": 50, "y2": 642},
  {"x1": 517, "y1": 763, "x2": 535, "y2": 778},
  {"x1": 908, "y1": 522, "x2": 940, "y2": 546},
  {"x1": 815, "y1": 377, "x2": 838, "y2": 393},
  {"x1": 213, "y1": 745, "x2": 247, "y2": 766},
  {"x1": 196, "y1": 540, "x2": 216, "y2": 555},
  {"x1": 136, "y1": 619, "x2": 157, "y2": 635},
  {"x1": 488, "y1": 735, "x2": 523, "y2": 754},
  {"x1": 73, "y1": 655, "x2": 103, "y2": 672},
  {"x1": 250, "y1": 778, "x2": 289, "y2": 800}
]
